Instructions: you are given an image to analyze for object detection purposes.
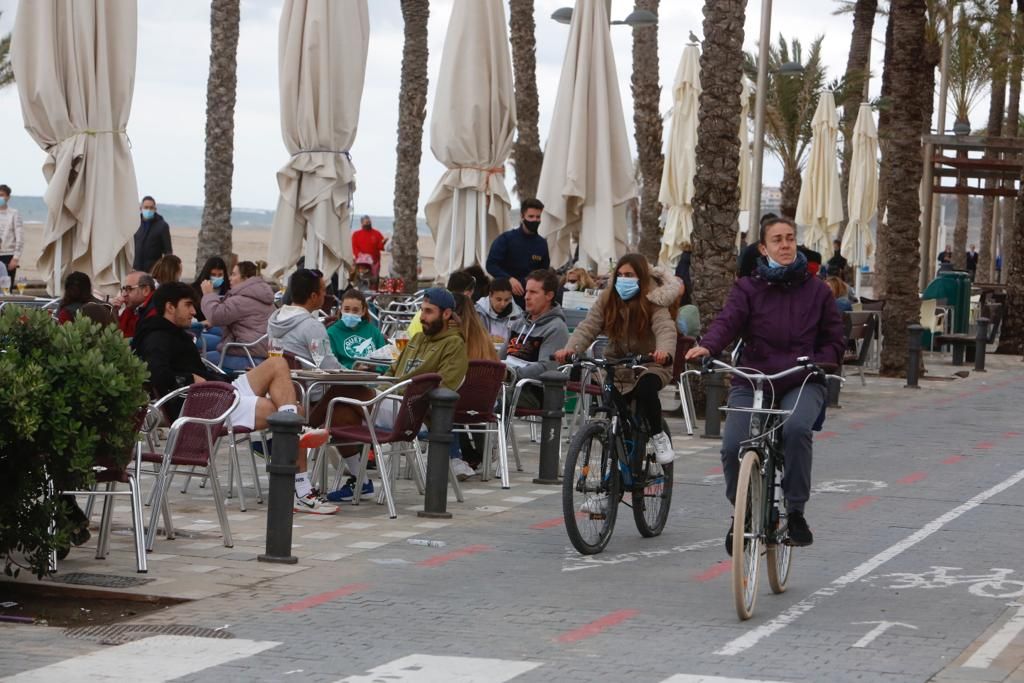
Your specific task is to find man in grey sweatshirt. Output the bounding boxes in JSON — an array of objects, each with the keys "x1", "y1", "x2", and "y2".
[
  {"x1": 268, "y1": 269, "x2": 342, "y2": 370},
  {"x1": 501, "y1": 269, "x2": 569, "y2": 408}
]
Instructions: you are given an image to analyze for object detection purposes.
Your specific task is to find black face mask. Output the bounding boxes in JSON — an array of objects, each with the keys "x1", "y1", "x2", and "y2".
[
  {"x1": 495, "y1": 304, "x2": 512, "y2": 318},
  {"x1": 522, "y1": 220, "x2": 541, "y2": 234},
  {"x1": 362, "y1": 224, "x2": 372, "y2": 230}
]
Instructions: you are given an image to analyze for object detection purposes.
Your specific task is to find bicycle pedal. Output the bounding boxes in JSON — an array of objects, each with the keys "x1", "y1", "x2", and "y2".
[{"x1": 588, "y1": 513, "x2": 608, "y2": 521}]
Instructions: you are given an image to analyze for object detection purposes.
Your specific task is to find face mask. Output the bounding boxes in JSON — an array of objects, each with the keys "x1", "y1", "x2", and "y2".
[
  {"x1": 341, "y1": 313, "x2": 362, "y2": 328},
  {"x1": 362, "y1": 224, "x2": 372, "y2": 230},
  {"x1": 495, "y1": 304, "x2": 512, "y2": 318},
  {"x1": 523, "y1": 219, "x2": 541, "y2": 234},
  {"x1": 0, "y1": 198, "x2": 7, "y2": 208},
  {"x1": 615, "y1": 277, "x2": 640, "y2": 301},
  {"x1": 564, "y1": 282, "x2": 578, "y2": 292},
  {"x1": 141, "y1": 209, "x2": 155, "y2": 221},
  {"x1": 766, "y1": 256, "x2": 784, "y2": 269},
  {"x1": 210, "y1": 276, "x2": 224, "y2": 288}
]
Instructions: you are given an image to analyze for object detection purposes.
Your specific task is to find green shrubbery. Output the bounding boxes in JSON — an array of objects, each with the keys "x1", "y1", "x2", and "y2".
[{"x1": 0, "y1": 306, "x2": 148, "y2": 577}]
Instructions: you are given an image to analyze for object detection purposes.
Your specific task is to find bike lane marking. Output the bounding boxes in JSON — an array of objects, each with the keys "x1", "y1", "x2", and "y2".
[
  {"x1": 554, "y1": 608, "x2": 640, "y2": 643},
  {"x1": 845, "y1": 495, "x2": 879, "y2": 511},
  {"x1": 694, "y1": 560, "x2": 731, "y2": 582},
  {"x1": 275, "y1": 583, "x2": 372, "y2": 612},
  {"x1": 416, "y1": 544, "x2": 493, "y2": 568},
  {"x1": 943, "y1": 455, "x2": 966, "y2": 464},
  {"x1": 659, "y1": 675, "x2": 794, "y2": 683},
  {"x1": 715, "y1": 465, "x2": 1024, "y2": 656},
  {"x1": 897, "y1": 471, "x2": 928, "y2": 485},
  {"x1": 336, "y1": 654, "x2": 541, "y2": 682}
]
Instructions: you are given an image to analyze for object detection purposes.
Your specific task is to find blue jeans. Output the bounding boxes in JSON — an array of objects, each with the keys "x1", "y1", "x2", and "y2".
[{"x1": 206, "y1": 350, "x2": 264, "y2": 371}]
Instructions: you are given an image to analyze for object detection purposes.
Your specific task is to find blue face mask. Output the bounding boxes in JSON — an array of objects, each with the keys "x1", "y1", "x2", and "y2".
[
  {"x1": 0, "y1": 198, "x2": 7, "y2": 208},
  {"x1": 615, "y1": 277, "x2": 640, "y2": 301},
  {"x1": 141, "y1": 209, "x2": 155, "y2": 221},
  {"x1": 210, "y1": 276, "x2": 224, "y2": 288},
  {"x1": 766, "y1": 255, "x2": 784, "y2": 269},
  {"x1": 341, "y1": 313, "x2": 362, "y2": 329}
]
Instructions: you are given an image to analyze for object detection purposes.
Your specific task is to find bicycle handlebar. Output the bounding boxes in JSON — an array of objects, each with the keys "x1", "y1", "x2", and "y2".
[
  {"x1": 553, "y1": 353, "x2": 669, "y2": 368},
  {"x1": 685, "y1": 356, "x2": 844, "y2": 384}
]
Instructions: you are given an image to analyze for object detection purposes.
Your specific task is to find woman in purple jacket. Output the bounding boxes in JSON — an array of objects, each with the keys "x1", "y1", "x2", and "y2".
[{"x1": 686, "y1": 217, "x2": 844, "y2": 550}]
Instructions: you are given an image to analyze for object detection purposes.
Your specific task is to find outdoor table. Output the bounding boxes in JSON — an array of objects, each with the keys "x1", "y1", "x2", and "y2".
[{"x1": 0, "y1": 295, "x2": 59, "y2": 310}]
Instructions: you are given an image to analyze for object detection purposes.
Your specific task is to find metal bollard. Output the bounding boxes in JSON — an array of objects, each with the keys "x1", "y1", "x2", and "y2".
[
  {"x1": 534, "y1": 371, "x2": 568, "y2": 485},
  {"x1": 258, "y1": 411, "x2": 303, "y2": 564},
  {"x1": 702, "y1": 371, "x2": 725, "y2": 439},
  {"x1": 827, "y1": 375, "x2": 842, "y2": 409},
  {"x1": 974, "y1": 318, "x2": 989, "y2": 372},
  {"x1": 906, "y1": 324, "x2": 924, "y2": 389},
  {"x1": 419, "y1": 388, "x2": 459, "y2": 519}
]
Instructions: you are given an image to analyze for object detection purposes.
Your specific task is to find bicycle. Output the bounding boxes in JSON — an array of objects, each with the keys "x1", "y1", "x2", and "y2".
[
  {"x1": 561, "y1": 354, "x2": 673, "y2": 555},
  {"x1": 683, "y1": 356, "x2": 843, "y2": 620}
]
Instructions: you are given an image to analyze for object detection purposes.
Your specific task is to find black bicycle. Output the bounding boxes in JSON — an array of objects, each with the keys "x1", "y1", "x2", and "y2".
[{"x1": 561, "y1": 354, "x2": 673, "y2": 555}]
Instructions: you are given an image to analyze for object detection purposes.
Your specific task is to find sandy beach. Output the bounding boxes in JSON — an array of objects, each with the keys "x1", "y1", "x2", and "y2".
[{"x1": 16, "y1": 223, "x2": 437, "y2": 284}]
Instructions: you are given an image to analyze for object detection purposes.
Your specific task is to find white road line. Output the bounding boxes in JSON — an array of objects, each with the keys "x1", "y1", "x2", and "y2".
[
  {"x1": 716, "y1": 465, "x2": 1024, "y2": 657},
  {"x1": 2, "y1": 635, "x2": 279, "y2": 682},
  {"x1": 963, "y1": 603, "x2": 1024, "y2": 668},
  {"x1": 336, "y1": 654, "x2": 541, "y2": 682},
  {"x1": 660, "y1": 675, "x2": 793, "y2": 683},
  {"x1": 562, "y1": 538, "x2": 720, "y2": 572}
]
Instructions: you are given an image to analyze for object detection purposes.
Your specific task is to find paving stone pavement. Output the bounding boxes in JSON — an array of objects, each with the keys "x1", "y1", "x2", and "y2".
[{"x1": 3, "y1": 352, "x2": 1024, "y2": 682}]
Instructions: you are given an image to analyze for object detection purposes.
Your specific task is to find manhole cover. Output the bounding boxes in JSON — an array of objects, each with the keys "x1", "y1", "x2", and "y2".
[
  {"x1": 50, "y1": 572, "x2": 155, "y2": 589},
  {"x1": 65, "y1": 623, "x2": 234, "y2": 645}
]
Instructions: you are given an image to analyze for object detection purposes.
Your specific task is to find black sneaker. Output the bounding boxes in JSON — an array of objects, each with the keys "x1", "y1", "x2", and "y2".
[
  {"x1": 725, "y1": 519, "x2": 734, "y2": 557},
  {"x1": 786, "y1": 510, "x2": 813, "y2": 546}
]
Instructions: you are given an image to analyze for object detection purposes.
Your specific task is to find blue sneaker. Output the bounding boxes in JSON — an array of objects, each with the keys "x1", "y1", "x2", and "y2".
[
  {"x1": 252, "y1": 438, "x2": 273, "y2": 456},
  {"x1": 327, "y1": 480, "x2": 374, "y2": 502}
]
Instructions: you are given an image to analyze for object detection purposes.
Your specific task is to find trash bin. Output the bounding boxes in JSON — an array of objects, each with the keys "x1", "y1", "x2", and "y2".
[{"x1": 923, "y1": 270, "x2": 971, "y2": 334}]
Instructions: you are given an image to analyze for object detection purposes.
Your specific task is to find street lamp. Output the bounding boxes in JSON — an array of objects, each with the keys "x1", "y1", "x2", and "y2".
[{"x1": 551, "y1": 6, "x2": 658, "y2": 27}]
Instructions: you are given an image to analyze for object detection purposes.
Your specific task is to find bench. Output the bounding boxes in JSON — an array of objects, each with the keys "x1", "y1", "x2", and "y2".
[{"x1": 935, "y1": 313, "x2": 1001, "y2": 366}]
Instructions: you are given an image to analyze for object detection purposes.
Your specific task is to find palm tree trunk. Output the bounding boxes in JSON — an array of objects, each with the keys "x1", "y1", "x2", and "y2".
[
  {"x1": 631, "y1": 0, "x2": 664, "y2": 263},
  {"x1": 979, "y1": 0, "x2": 1012, "y2": 282},
  {"x1": 692, "y1": 0, "x2": 744, "y2": 327},
  {"x1": 779, "y1": 166, "x2": 801, "y2": 221},
  {"x1": 392, "y1": 0, "x2": 429, "y2": 293},
  {"x1": 196, "y1": 0, "x2": 240, "y2": 271},
  {"x1": 879, "y1": 0, "x2": 927, "y2": 377},
  {"x1": 999, "y1": 0, "x2": 1024, "y2": 286},
  {"x1": 874, "y1": 11, "x2": 896, "y2": 295},
  {"x1": 954, "y1": 186, "x2": 969, "y2": 270},
  {"x1": 839, "y1": 0, "x2": 879, "y2": 241},
  {"x1": 509, "y1": 0, "x2": 543, "y2": 201},
  {"x1": 998, "y1": 174, "x2": 1024, "y2": 354}
]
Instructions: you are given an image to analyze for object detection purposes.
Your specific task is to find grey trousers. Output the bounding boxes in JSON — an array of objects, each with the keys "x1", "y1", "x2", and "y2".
[{"x1": 720, "y1": 382, "x2": 827, "y2": 514}]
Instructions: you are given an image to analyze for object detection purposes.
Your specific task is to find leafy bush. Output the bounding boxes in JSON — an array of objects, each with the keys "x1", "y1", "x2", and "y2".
[{"x1": 0, "y1": 307, "x2": 148, "y2": 577}]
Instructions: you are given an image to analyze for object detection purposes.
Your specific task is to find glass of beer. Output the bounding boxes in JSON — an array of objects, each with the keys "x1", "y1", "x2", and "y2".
[
  {"x1": 16, "y1": 275, "x2": 27, "y2": 295},
  {"x1": 268, "y1": 337, "x2": 284, "y2": 358},
  {"x1": 394, "y1": 330, "x2": 409, "y2": 352}
]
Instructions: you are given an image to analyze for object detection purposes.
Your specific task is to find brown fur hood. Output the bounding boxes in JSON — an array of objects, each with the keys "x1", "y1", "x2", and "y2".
[{"x1": 647, "y1": 266, "x2": 681, "y2": 308}]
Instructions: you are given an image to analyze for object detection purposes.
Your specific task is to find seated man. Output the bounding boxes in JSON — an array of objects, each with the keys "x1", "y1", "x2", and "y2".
[
  {"x1": 406, "y1": 270, "x2": 477, "y2": 338},
  {"x1": 475, "y1": 277, "x2": 523, "y2": 345},
  {"x1": 132, "y1": 282, "x2": 337, "y2": 515},
  {"x1": 268, "y1": 268, "x2": 342, "y2": 371},
  {"x1": 112, "y1": 271, "x2": 157, "y2": 337},
  {"x1": 501, "y1": 269, "x2": 569, "y2": 408}
]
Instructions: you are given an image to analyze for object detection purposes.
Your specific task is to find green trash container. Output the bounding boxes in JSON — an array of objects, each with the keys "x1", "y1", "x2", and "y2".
[{"x1": 923, "y1": 270, "x2": 970, "y2": 334}]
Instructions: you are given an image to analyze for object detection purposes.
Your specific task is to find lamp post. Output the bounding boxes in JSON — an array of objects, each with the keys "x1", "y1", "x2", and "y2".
[
  {"x1": 748, "y1": 0, "x2": 774, "y2": 226},
  {"x1": 551, "y1": 4, "x2": 658, "y2": 27}
]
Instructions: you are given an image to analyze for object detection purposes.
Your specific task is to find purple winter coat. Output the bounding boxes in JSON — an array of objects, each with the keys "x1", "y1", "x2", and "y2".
[
  {"x1": 201, "y1": 277, "x2": 275, "y2": 357},
  {"x1": 699, "y1": 272, "x2": 845, "y2": 395}
]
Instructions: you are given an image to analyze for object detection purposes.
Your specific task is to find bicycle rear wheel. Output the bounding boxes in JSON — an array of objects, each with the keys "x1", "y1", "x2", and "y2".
[
  {"x1": 733, "y1": 450, "x2": 764, "y2": 620},
  {"x1": 632, "y1": 422, "x2": 673, "y2": 537},
  {"x1": 563, "y1": 421, "x2": 620, "y2": 555}
]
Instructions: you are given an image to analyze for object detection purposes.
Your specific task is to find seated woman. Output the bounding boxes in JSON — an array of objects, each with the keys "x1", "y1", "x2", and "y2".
[
  {"x1": 150, "y1": 254, "x2": 182, "y2": 286},
  {"x1": 327, "y1": 288, "x2": 388, "y2": 369},
  {"x1": 201, "y1": 261, "x2": 275, "y2": 371},
  {"x1": 557, "y1": 267, "x2": 596, "y2": 303},
  {"x1": 193, "y1": 256, "x2": 230, "y2": 350},
  {"x1": 825, "y1": 276, "x2": 853, "y2": 313},
  {"x1": 56, "y1": 271, "x2": 105, "y2": 323}
]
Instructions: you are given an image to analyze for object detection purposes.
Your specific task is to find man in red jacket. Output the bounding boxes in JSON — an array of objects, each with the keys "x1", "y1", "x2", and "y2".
[
  {"x1": 112, "y1": 271, "x2": 157, "y2": 337},
  {"x1": 351, "y1": 215, "x2": 387, "y2": 277}
]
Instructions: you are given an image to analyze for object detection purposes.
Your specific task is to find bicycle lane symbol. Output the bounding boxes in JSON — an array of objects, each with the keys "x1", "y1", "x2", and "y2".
[{"x1": 864, "y1": 566, "x2": 1024, "y2": 599}]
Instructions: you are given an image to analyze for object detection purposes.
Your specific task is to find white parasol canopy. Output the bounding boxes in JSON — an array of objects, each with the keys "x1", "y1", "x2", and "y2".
[
  {"x1": 795, "y1": 91, "x2": 844, "y2": 255},
  {"x1": 536, "y1": 0, "x2": 636, "y2": 271},
  {"x1": 12, "y1": 0, "x2": 141, "y2": 294},
  {"x1": 657, "y1": 44, "x2": 700, "y2": 267},
  {"x1": 737, "y1": 77, "x2": 753, "y2": 246},
  {"x1": 425, "y1": 0, "x2": 516, "y2": 280},
  {"x1": 268, "y1": 0, "x2": 370, "y2": 279},
  {"x1": 841, "y1": 103, "x2": 878, "y2": 290}
]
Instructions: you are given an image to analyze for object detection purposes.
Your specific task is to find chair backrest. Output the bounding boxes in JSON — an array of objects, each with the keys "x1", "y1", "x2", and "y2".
[
  {"x1": 80, "y1": 302, "x2": 118, "y2": 326},
  {"x1": 919, "y1": 298, "x2": 940, "y2": 332},
  {"x1": 453, "y1": 360, "x2": 506, "y2": 421},
  {"x1": 844, "y1": 312, "x2": 877, "y2": 367},
  {"x1": 172, "y1": 382, "x2": 238, "y2": 464},
  {"x1": 859, "y1": 297, "x2": 885, "y2": 312},
  {"x1": 391, "y1": 373, "x2": 443, "y2": 440}
]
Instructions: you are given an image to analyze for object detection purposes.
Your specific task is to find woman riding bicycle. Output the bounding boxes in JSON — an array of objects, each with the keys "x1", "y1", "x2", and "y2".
[
  {"x1": 554, "y1": 253, "x2": 679, "y2": 465},
  {"x1": 685, "y1": 217, "x2": 844, "y2": 549}
]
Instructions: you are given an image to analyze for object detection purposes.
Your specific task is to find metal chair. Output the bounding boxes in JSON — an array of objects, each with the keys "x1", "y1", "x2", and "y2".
[
  {"x1": 842, "y1": 311, "x2": 877, "y2": 385},
  {"x1": 216, "y1": 333, "x2": 269, "y2": 370},
  {"x1": 142, "y1": 382, "x2": 240, "y2": 551},
  {"x1": 454, "y1": 360, "x2": 510, "y2": 487}
]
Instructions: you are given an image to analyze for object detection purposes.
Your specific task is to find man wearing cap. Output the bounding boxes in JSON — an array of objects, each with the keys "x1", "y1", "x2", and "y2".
[
  {"x1": 389, "y1": 287, "x2": 468, "y2": 392},
  {"x1": 352, "y1": 215, "x2": 387, "y2": 277}
]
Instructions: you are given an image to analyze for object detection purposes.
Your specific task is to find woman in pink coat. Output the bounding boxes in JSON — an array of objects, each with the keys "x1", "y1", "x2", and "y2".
[{"x1": 201, "y1": 261, "x2": 275, "y2": 371}]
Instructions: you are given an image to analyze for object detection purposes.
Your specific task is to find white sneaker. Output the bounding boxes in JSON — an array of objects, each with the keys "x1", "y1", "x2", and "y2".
[
  {"x1": 294, "y1": 492, "x2": 339, "y2": 515},
  {"x1": 579, "y1": 496, "x2": 608, "y2": 515},
  {"x1": 651, "y1": 431, "x2": 675, "y2": 465},
  {"x1": 451, "y1": 458, "x2": 476, "y2": 481}
]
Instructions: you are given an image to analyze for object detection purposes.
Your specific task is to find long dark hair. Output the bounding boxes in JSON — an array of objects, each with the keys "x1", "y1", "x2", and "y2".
[
  {"x1": 602, "y1": 253, "x2": 652, "y2": 339},
  {"x1": 193, "y1": 256, "x2": 230, "y2": 293},
  {"x1": 61, "y1": 271, "x2": 94, "y2": 307}
]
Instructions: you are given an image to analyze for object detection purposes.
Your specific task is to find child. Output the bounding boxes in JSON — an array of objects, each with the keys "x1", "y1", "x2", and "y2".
[{"x1": 327, "y1": 289, "x2": 388, "y2": 368}]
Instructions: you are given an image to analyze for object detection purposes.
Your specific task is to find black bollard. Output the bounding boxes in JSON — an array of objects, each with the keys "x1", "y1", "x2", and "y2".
[
  {"x1": 534, "y1": 371, "x2": 568, "y2": 485},
  {"x1": 702, "y1": 371, "x2": 725, "y2": 439},
  {"x1": 419, "y1": 388, "x2": 460, "y2": 519},
  {"x1": 974, "y1": 318, "x2": 989, "y2": 372},
  {"x1": 258, "y1": 411, "x2": 303, "y2": 564},
  {"x1": 906, "y1": 324, "x2": 924, "y2": 389}
]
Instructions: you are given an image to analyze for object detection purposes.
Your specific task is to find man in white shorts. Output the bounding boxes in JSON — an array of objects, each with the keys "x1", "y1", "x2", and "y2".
[{"x1": 132, "y1": 281, "x2": 336, "y2": 514}]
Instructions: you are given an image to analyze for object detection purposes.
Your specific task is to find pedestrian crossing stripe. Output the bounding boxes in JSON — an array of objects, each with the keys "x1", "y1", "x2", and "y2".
[{"x1": 336, "y1": 654, "x2": 542, "y2": 682}]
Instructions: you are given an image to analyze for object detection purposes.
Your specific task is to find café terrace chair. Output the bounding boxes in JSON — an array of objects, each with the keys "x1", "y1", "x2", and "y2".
[{"x1": 454, "y1": 360, "x2": 510, "y2": 487}]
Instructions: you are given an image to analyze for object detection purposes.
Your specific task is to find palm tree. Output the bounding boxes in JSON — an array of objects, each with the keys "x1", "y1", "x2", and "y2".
[
  {"x1": 0, "y1": 12, "x2": 12, "y2": 89},
  {"x1": 509, "y1": 0, "x2": 543, "y2": 201},
  {"x1": 743, "y1": 36, "x2": 827, "y2": 219},
  {"x1": 835, "y1": 0, "x2": 881, "y2": 239},
  {"x1": 196, "y1": 0, "x2": 240, "y2": 270},
  {"x1": 879, "y1": 0, "x2": 928, "y2": 376},
  {"x1": 999, "y1": 0, "x2": 1023, "y2": 284},
  {"x1": 692, "y1": 0, "x2": 745, "y2": 329},
  {"x1": 874, "y1": 11, "x2": 896, "y2": 294},
  {"x1": 631, "y1": 0, "x2": 664, "y2": 262},
  {"x1": 392, "y1": 0, "x2": 429, "y2": 293}
]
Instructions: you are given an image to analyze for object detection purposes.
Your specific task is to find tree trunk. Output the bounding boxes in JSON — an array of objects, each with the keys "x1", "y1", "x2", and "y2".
[
  {"x1": 632, "y1": 0, "x2": 664, "y2": 263},
  {"x1": 954, "y1": 186, "x2": 969, "y2": 270},
  {"x1": 692, "y1": 0, "x2": 744, "y2": 327},
  {"x1": 779, "y1": 166, "x2": 801, "y2": 220},
  {"x1": 879, "y1": 0, "x2": 927, "y2": 377},
  {"x1": 838, "y1": 0, "x2": 879, "y2": 241},
  {"x1": 998, "y1": 176, "x2": 1024, "y2": 354},
  {"x1": 979, "y1": 0, "x2": 1012, "y2": 281},
  {"x1": 874, "y1": 12, "x2": 896, "y2": 295},
  {"x1": 196, "y1": 0, "x2": 240, "y2": 271},
  {"x1": 1000, "y1": 0, "x2": 1024, "y2": 288},
  {"x1": 509, "y1": 0, "x2": 543, "y2": 202},
  {"x1": 392, "y1": 0, "x2": 429, "y2": 293}
]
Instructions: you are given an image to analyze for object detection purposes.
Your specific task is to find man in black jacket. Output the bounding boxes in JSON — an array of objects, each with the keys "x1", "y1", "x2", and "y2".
[
  {"x1": 133, "y1": 196, "x2": 173, "y2": 272},
  {"x1": 132, "y1": 282, "x2": 336, "y2": 514}
]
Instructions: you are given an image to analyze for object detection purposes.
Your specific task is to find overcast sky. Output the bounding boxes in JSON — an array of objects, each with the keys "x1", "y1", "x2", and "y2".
[{"x1": 0, "y1": 1, "x2": 978, "y2": 216}]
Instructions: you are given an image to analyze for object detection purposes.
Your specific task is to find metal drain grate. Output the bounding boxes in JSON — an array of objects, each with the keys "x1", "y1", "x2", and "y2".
[
  {"x1": 50, "y1": 572, "x2": 155, "y2": 589},
  {"x1": 65, "y1": 623, "x2": 234, "y2": 645}
]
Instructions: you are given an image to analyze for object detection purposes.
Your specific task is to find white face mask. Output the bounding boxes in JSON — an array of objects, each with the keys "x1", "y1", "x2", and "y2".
[{"x1": 564, "y1": 282, "x2": 578, "y2": 291}]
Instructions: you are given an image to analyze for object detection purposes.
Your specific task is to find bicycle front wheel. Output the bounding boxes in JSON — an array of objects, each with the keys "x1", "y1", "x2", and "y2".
[
  {"x1": 563, "y1": 421, "x2": 620, "y2": 555},
  {"x1": 632, "y1": 422, "x2": 674, "y2": 537},
  {"x1": 733, "y1": 450, "x2": 764, "y2": 620}
]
